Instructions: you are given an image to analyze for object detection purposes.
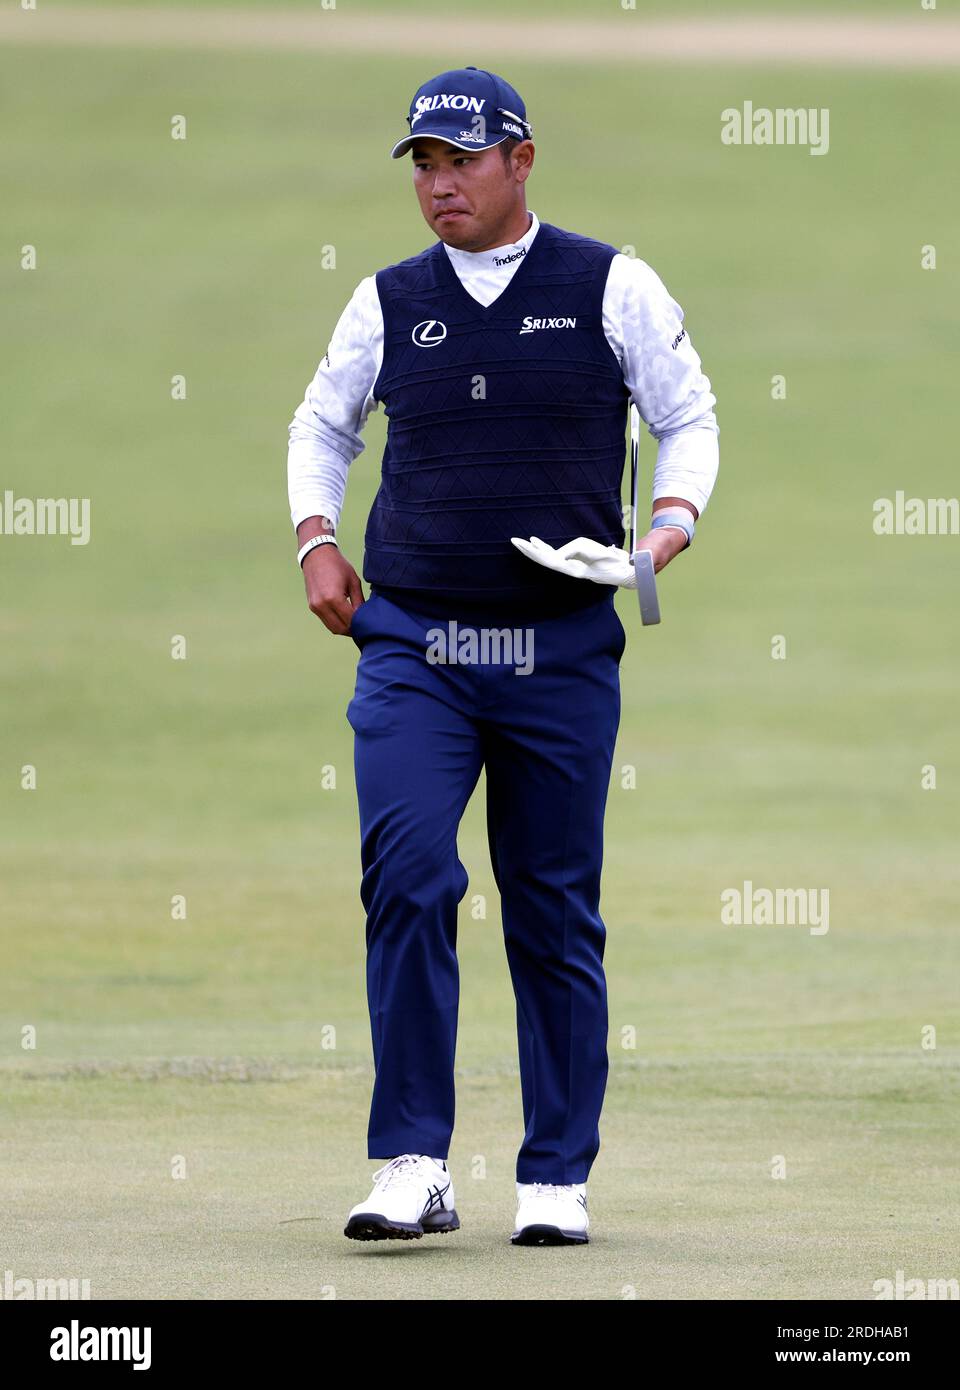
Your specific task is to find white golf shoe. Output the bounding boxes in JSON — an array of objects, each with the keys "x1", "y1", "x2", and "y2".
[
  {"x1": 511, "y1": 1181, "x2": 589, "y2": 1245},
  {"x1": 344, "y1": 1154, "x2": 459, "y2": 1241}
]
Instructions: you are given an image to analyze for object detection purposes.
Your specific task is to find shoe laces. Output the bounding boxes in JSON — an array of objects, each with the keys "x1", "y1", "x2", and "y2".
[
  {"x1": 526, "y1": 1182, "x2": 576, "y2": 1199},
  {"x1": 371, "y1": 1154, "x2": 433, "y2": 1190}
]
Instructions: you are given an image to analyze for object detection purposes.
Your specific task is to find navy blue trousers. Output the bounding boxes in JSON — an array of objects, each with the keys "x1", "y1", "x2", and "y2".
[{"x1": 346, "y1": 588, "x2": 625, "y2": 1184}]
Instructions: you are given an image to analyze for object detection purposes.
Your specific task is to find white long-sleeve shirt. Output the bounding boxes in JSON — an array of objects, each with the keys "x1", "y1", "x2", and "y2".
[{"x1": 287, "y1": 211, "x2": 719, "y2": 533}]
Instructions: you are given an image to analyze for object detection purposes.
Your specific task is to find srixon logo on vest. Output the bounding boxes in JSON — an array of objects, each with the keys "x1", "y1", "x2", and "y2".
[{"x1": 519, "y1": 316, "x2": 578, "y2": 335}]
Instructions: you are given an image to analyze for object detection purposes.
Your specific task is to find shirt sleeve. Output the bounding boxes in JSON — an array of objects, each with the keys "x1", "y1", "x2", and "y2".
[
  {"x1": 286, "y1": 275, "x2": 383, "y2": 532},
  {"x1": 603, "y1": 253, "x2": 719, "y2": 518}
]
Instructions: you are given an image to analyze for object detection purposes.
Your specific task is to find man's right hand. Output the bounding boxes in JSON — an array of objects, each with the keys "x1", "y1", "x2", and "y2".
[{"x1": 303, "y1": 543, "x2": 365, "y2": 636}]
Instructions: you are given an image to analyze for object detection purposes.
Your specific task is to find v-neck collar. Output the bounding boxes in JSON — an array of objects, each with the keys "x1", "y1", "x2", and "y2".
[{"x1": 436, "y1": 214, "x2": 547, "y2": 319}]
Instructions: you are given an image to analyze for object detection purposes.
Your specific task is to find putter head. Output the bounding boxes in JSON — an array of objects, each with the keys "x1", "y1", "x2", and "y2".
[{"x1": 633, "y1": 548, "x2": 661, "y2": 625}]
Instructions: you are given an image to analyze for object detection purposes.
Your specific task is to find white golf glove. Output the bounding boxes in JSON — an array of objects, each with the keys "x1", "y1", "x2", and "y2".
[{"x1": 510, "y1": 535, "x2": 637, "y2": 589}]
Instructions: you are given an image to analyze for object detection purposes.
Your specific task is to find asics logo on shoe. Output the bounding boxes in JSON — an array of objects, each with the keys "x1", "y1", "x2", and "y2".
[{"x1": 420, "y1": 1182, "x2": 450, "y2": 1216}]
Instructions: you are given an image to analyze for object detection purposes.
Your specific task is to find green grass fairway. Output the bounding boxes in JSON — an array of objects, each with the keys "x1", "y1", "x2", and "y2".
[
  {"x1": 2, "y1": 10, "x2": 958, "y2": 1300},
  {"x1": 45, "y1": 0, "x2": 933, "y2": 14}
]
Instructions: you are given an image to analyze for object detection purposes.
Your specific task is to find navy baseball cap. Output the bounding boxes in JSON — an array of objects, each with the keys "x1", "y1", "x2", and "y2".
[{"x1": 390, "y1": 66, "x2": 532, "y2": 159}]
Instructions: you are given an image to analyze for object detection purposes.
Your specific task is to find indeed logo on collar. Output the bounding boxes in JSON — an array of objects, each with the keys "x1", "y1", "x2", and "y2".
[
  {"x1": 492, "y1": 247, "x2": 526, "y2": 267},
  {"x1": 519, "y1": 316, "x2": 577, "y2": 335}
]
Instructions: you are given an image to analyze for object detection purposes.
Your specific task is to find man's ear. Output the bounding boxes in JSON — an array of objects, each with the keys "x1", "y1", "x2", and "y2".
[{"x1": 513, "y1": 140, "x2": 535, "y2": 183}]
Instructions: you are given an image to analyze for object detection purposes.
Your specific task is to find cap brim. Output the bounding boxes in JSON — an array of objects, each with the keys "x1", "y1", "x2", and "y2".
[{"x1": 390, "y1": 130, "x2": 509, "y2": 159}]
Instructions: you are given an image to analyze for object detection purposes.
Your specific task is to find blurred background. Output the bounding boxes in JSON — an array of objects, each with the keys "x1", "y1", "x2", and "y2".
[{"x1": 1, "y1": 0, "x2": 958, "y2": 1300}]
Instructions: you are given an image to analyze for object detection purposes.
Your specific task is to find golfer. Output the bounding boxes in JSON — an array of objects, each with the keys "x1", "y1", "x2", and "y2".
[{"x1": 286, "y1": 67, "x2": 719, "y2": 1246}]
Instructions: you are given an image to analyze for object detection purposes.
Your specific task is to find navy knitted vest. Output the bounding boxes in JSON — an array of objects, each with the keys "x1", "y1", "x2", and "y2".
[{"x1": 365, "y1": 220, "x2": 629, "y2": 618}]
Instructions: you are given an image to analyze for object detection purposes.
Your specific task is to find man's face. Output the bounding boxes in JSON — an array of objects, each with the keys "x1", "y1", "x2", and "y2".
[{"x1": 410, "y1": 137, "x2": 533, "y2": 252}]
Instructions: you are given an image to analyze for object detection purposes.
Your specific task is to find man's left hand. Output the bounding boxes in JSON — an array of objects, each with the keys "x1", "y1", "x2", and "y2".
[{"x1": 511, "y1": 528, "x2": 687, "y2": 588}]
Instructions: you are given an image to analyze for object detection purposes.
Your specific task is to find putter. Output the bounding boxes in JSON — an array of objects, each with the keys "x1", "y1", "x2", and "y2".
[{"x1": 629, "y1": 403, "x2": 661, "y2": 625}]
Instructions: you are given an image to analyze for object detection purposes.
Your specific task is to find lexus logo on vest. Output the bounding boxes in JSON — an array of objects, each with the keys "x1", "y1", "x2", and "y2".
[{"x1": 412, "y1": 319, "x2": 447, "y2": 348}]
